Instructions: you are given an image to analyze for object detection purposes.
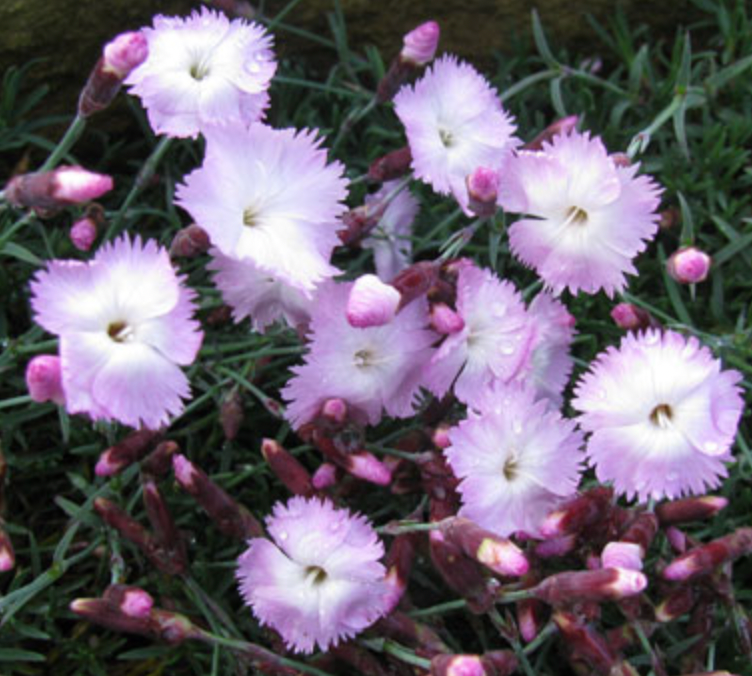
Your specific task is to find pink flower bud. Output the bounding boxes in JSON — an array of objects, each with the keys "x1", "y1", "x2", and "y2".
[
  {"x1": 540, "y1": 487, "x2": 613, "y2": 538},
  {"x1": 655, "y1": 585, "x2": 695, "y2": 623},
  {"x1": 443, "y1": 518, "x2": 529, "y2": 577},
  {"x1": 346, "y1": 274, "x2": 401, "y2": 328},
  {"x1": 219, "y1": 389, "x2": 244, "y2": 440},
  {"x1": 663, "y1": 527, "x2": 752, "y2": 582},
  {"x1": 321, "y1": 398, "x2": 348, "y2": 424},
  {"x1": 261, "y1": 438, "x2": 314, "y2": 496},
  {"x1": 533, "y1": 567, "x2": 647, "y2": 605},
  {"x1": 665, "y1": 526, "x2": 687, "y2": 554},
  {"x1": 120, "y1": 588, "x2": 154, "y2": 618},
  {"x1": 401, "y1": 21, "x2": 440, "y2": 67},
  {"x1": 431, "y1": 303, "x2": 465, "y2": 334},
  {"x1": 431, "y1": 423, "x2": 452, "y2": 449},
  {"x1": 610, "y1": 303, "x2": 654, "y2": 331},
  {"x1": 54, "y1": 167, "x2": 114, "y2": 204},
  {"x1": 25, "y1": 355, "x2": 65, "y2": 405},
  {"x1": 348, "y1": 451, "x2": 393, "y2": 485},
  {"x1": 311, "y1": 462, "x2": 339, "y2": 489},
  {"x1": 5, "y1": 167, "x2": 113, "y2": 210},
  {"x1": 94, "y1": 430, "x2": 162, "y2": 477},
  {"x1": 0, "y1": 526, "x2": 15, "y2": 572},
  {"x1": 103, "y1": 31, "x2": 148, "y2": 79},
  {"x1": 465, "y1": 167, "x2": 499, "y2": 217},
  {"x1": 667, "y1": 246, "x2": 712, "y2": 284},
  {"x1": 70, "y1": 217, "x2": 98, "y2": 251},
  {"x1": 534, "y1": 533, "x2": 577, "y2": 558},
  {"x1": 430, "y1": 654, "x2": 486, "y2": 676},
  {"x1": 601, "y1": 542, "x2": 643, "y2": 571}
]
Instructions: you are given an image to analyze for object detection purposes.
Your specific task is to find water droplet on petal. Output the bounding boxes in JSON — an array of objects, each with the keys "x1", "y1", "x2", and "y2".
[{"x1": 279, "y1": 531, "x2": 289, "y2": 541}]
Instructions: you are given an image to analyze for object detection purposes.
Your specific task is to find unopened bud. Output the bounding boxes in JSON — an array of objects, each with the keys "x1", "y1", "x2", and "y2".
[
  {"x1": 142, "y1": 479, "x2": 186, "y2": 574},
  {"x1": 429, "y1": 303, "x2": 464, "y2": 335},
  {"x1": 665, "y1": 525, "x2": 688, "y2": 554},
  {"x1": 430, "y1": 654, "x2": 485, "y2": 676},
  {"x1": 94, "y1": 430, "x2": 162, "y2": 477},
  {"x1": 120, "y1": 588, "x2": 154, "y2": 618},
  {"x1": 443, "y1": 518, "x2": 529, "y2": 577},
  {"x1": 348, "y1": 451, "x2": 393, "y2": 485},
  {"x1": 552, "y1": 611, "x2": 617, "y2": 674},
  {"x1": 540, "y1": 487, "x2": 613, "y2": 538},
  {"x1": 368, "y1": 146, "x2": 413, "y2": 183},
  {"x1": 261, "y1": 439, "x2": 314, "y2": 496},
  {"x1": 400, "y1": 21, "x2": 440, "y2": 67},
  {"x1": 70, "y1": 217, "x2": 98, "y2": 251},
  {"x1": 663, "y1": 527, "x2": 752, "y2": 582},
  {"x1": 321, "y1": 398, "x2": 348, "y2": 424},
  {"x1": 610, "y1": 152, "x2": 631, "y2": 168},
  {"x1": 659, "y1": 206, "x2": 680, "y2": 230},
  {"x1": 431, "y1": 423, "x2": 453, "y2": 449},
  {"x1": 466, "y1": 167, "x2": 499, "y2": 217},
  {"x1": 346, "y1": 274, "x2": 401, "y2": 328},
  {"x1": 383, "y1": 532, "x2": 417, "y2": 613},
  {"x1": 172, "y1": 454, "x2": 263, "y2": 539},
  {"x1": 610, "y1": 303, "x2": 655, "y2": 331},
  {"x1": 338, "y1": 202, "x2": 387, "y2": 247},
  {"x1": 517, "y1": 597, "x2": 543, "y2": 643},
  {"x1": 391, "y1": 261, "x2": 439, "y2": 308},
  {"x1": 219, "y1": 388, "x2": 244, "y2": 440},
  {"x1": 655, "y1": 585, "x2": 695, "y2": 622},
  {"x1": 25, "y1": 355, "x2": 65, "y2": 405},
  {"x1": 6, "y1": 167, "x2": 113, "y2": 210},
  {"x1": 656, "y1": 496, "x2": 728, "y2": 525},
  {"x1": 533, "y1": 567, "x2": 647, "y2": 605},
  {"x1": 79, "y1": 31, "x2": 148, "y2": 116},
  {"x1": 311, "y1": 462, "x2": 339, "y2": 489},
  {"x1": 0, "y1": 526, "x2": 15, "y2": 572},
  {"x1": 524, "y1": 115, "x2": 579, "y2": 151},
  {"x1": 667, "y1": 247, "x2": 712, "y2": 284},
  {"x1": 141, "y1": 440, "x2": 180, "y2": 477},
  {"x1": 602, "y1": 542, "x2": 643, "y2": 571},
  {"x1": 620, "y1": 512, "x2": 658, "y2": 556},
  {"x1": 170, "y1": 223, "x2": 211, "y2": 258},
  {"x1": 534, "y1": 533, "x2": 577, "y2": 558}
]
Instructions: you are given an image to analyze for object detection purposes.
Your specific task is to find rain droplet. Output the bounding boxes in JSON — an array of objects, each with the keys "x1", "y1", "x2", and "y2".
[
  {"x1": 279, "y1": 531, "x2": 289, "y2": 541},
  {"x1": 703, "y1": 441, "x2": 719, "y2": 454},
  {"x1": 500, "y1": 345, "x2": 515, "y2": 355}
]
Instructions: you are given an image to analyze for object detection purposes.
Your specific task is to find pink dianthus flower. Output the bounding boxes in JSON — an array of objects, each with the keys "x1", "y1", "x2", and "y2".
[
  {"x1": 573, "y1": 329, "x2": 744, "y2": 501},
  {"x1": 125, "y1": 8, "x2": 276, "y2": 138},
  {"x1": 499, "y1": 130, "x2": 662, "y2": 296},
  {"x1": 424, "y1": 263, "x2": 534, "y2": 409},
  {"x1": 282, "y1": 281, "x2": 437, "y2": 427},
  {"x1": 236, "y1": 496, "x2": 390, "y2": 653},
  {"x1": 445, "y1": 383, "x2": 585, "y2": 537},
  {"x1": 30, "y1": 235, "x2": 203, "y2": 429},
  {"x1": 394, "y1": 55, "x2": 518, "y2": 214},
  {"x1": 177, "y1": 123, "x2": 348, "y2": 294}
]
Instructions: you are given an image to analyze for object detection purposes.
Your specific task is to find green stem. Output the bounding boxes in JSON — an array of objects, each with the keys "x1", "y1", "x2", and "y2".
[
  {"x1": 106, "y1": 136, "x2": 173, "y2": 239},
  {"x1": 522, "y1": 621, "x2": 558, "y2": 655},
  {"x1": 409, "y1": 598, "x2": 468, "y2": 618},
  {"x1": 39, "y1": 114, "x2": 87, "y2": 171}
]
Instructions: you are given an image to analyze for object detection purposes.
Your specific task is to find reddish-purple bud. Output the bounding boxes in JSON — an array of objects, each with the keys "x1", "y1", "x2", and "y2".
[
  {"x1": 391, "y1": 261, "x2": 439, "y2": 308},
  {"x1": 482, "y1": 651, "x2": 519, "y2": 676},
  {"x1": 620, "y1": 512, "x2": 658, "y2": 556},
  {"x1": 94, "y1": 430, "x2": 162, "y2": 477},
  {"x1": 524, "y1": 115, "x2": 579, "y2": 151},
  {"x1": 120, "y1": 588, "x2": 154, "y2": 618},
  {"x1": 70, "y1": 216, "x2": 98, "y2": 251},
  {"x1": 401, "y1": 21, "x2": 440, "y2": 67},
  {"x1": 517, "y1": 596, "x2": 544, "y2": 643},
  {"x1": 141, "y1": 440, "x2": 180, "y2": 477},
  {"x1": 552, "y1": 611, "x2": 617, "y2": 674},
  {"x1": 321, "y1": 398, "x2": 348, "y2": 424},
  {"x1": 142, "y1": 478, "x2": 187, "y2": 574},
  {"x1": 25, "y1": 355, "x2": 65, "y2": 405},
  {"x1": 311, "y1": 462, "x2": 339, "y2": 489},
  {"x1": 540, "y1": 487, "x2": 613, "y2": 538},
  {"x1": 347, "y1": 274, "x2": 401, "y2": 328},
  {"x1": 0, "y1": 525, "x2": 15, "y2": 572},
  {"x1": 533, "y1": 568, "x2": 647, "y2": 605},
  {"x1": 338, "y1": 202, "x2": 387, "y2": 247},
  {"x1": 655, "y1": 585, "x2": 696, "y2": 622},
  {"x1": 666, "y1": 526, "x2": 688, "y2": 554},
  {"x1": 610, "y1": 303, "x2": 655, "y2": 331},
  {"x1": 534, "y1": 533, "x2": 578, "y2": 559},
  {"x1": 348, "y1": 451, "x2": 393, "y2": 485},
  {"x1": 663, "y1": 528, "x2": 752, "y2": 582},
  {"x1": 465, "y1": 167, "x2": 499, "y2": 217},
  {"x1": 169, "y1": 223, "x2": 211, "y2": 258},
  {"x1": 667, "y1": 247, "x2": 712, "y2": 284},
  {"x1": 219, "y1": 388, "x2": 244, "y2": 440},
  {"x1": 602, "y1": 542, "x2": 643, "y2": 571},
  {"x1": 611, "y1": 153, "x2": 632, "y2": 168},
  {"x1": 383, "y1": 532, "x2": 418, "y2": 613},
  {"x1": 261, "y1": 439, "x2": 314, "y2": 496},
  {"x1": 656, "y1": 496, "x2": 728, "y2": 525},
  {"x1": 443, "y1": 518, "x2": 529, "y2": 577},
  {"x1": 172, "y1": 454, "x2": 263, "y2": 539},
  {"x1": 79, "y1": 31, "x2": 148, "y2": 116},
  {"x1": 368, "y1": 146, "x2": 413, "y2": 183}
]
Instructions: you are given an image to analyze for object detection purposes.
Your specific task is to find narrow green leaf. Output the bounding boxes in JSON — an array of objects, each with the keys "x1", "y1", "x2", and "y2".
[{"x1": 531, "y1": 10, "x2": 558, "y2": 67}]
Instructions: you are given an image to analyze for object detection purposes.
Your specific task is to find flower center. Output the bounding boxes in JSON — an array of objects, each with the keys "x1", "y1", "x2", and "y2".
[
  {"x1": 243, "y1": 207, "x2": 259, "y2": 228},
  {"x1": 304, "y1": 565, "x2": 328, "y2": 586},
  {"x1": 439, "y1": 128, "x2": 455, "y2": 148},
  {"x1": 107, "y1": 320, "x2": 135, "y2": 343},
  {"x1": 189, "y1": 61, "x2": 211, "y2": 81},
  {"x1": 503, "y1": 456, "x2": 519, "y2": 481},
  {"x1": 564, "y1": 206, "x2": 589, "y2": 226},
  {"x1": 354, "y1": 349, "x2": 375, "y2": 368},
  {"x1": 649, "y1": 403, "x2": 673, "y2": 429}
]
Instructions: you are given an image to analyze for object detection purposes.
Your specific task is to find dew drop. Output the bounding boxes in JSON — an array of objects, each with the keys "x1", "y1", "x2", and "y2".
[
  {"x1": 500, "y1": 345, "x2": 515, "y2": 355},
  {"x1": 279, "y1": 531, "x2": 289, "y2": 541},
  {"x1": 703, "y1": 441, "x2": 719, "y2": 454}
]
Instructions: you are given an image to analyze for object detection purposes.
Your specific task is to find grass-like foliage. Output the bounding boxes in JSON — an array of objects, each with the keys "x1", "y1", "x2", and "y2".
[{"x1": 0, "y1": 0, "x2": 751, "y2": 674}]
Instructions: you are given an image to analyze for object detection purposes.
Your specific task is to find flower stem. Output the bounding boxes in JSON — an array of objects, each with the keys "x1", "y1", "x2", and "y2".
[{"x1": 39, "y1": 114, "x2": 87, "y2": 172}]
